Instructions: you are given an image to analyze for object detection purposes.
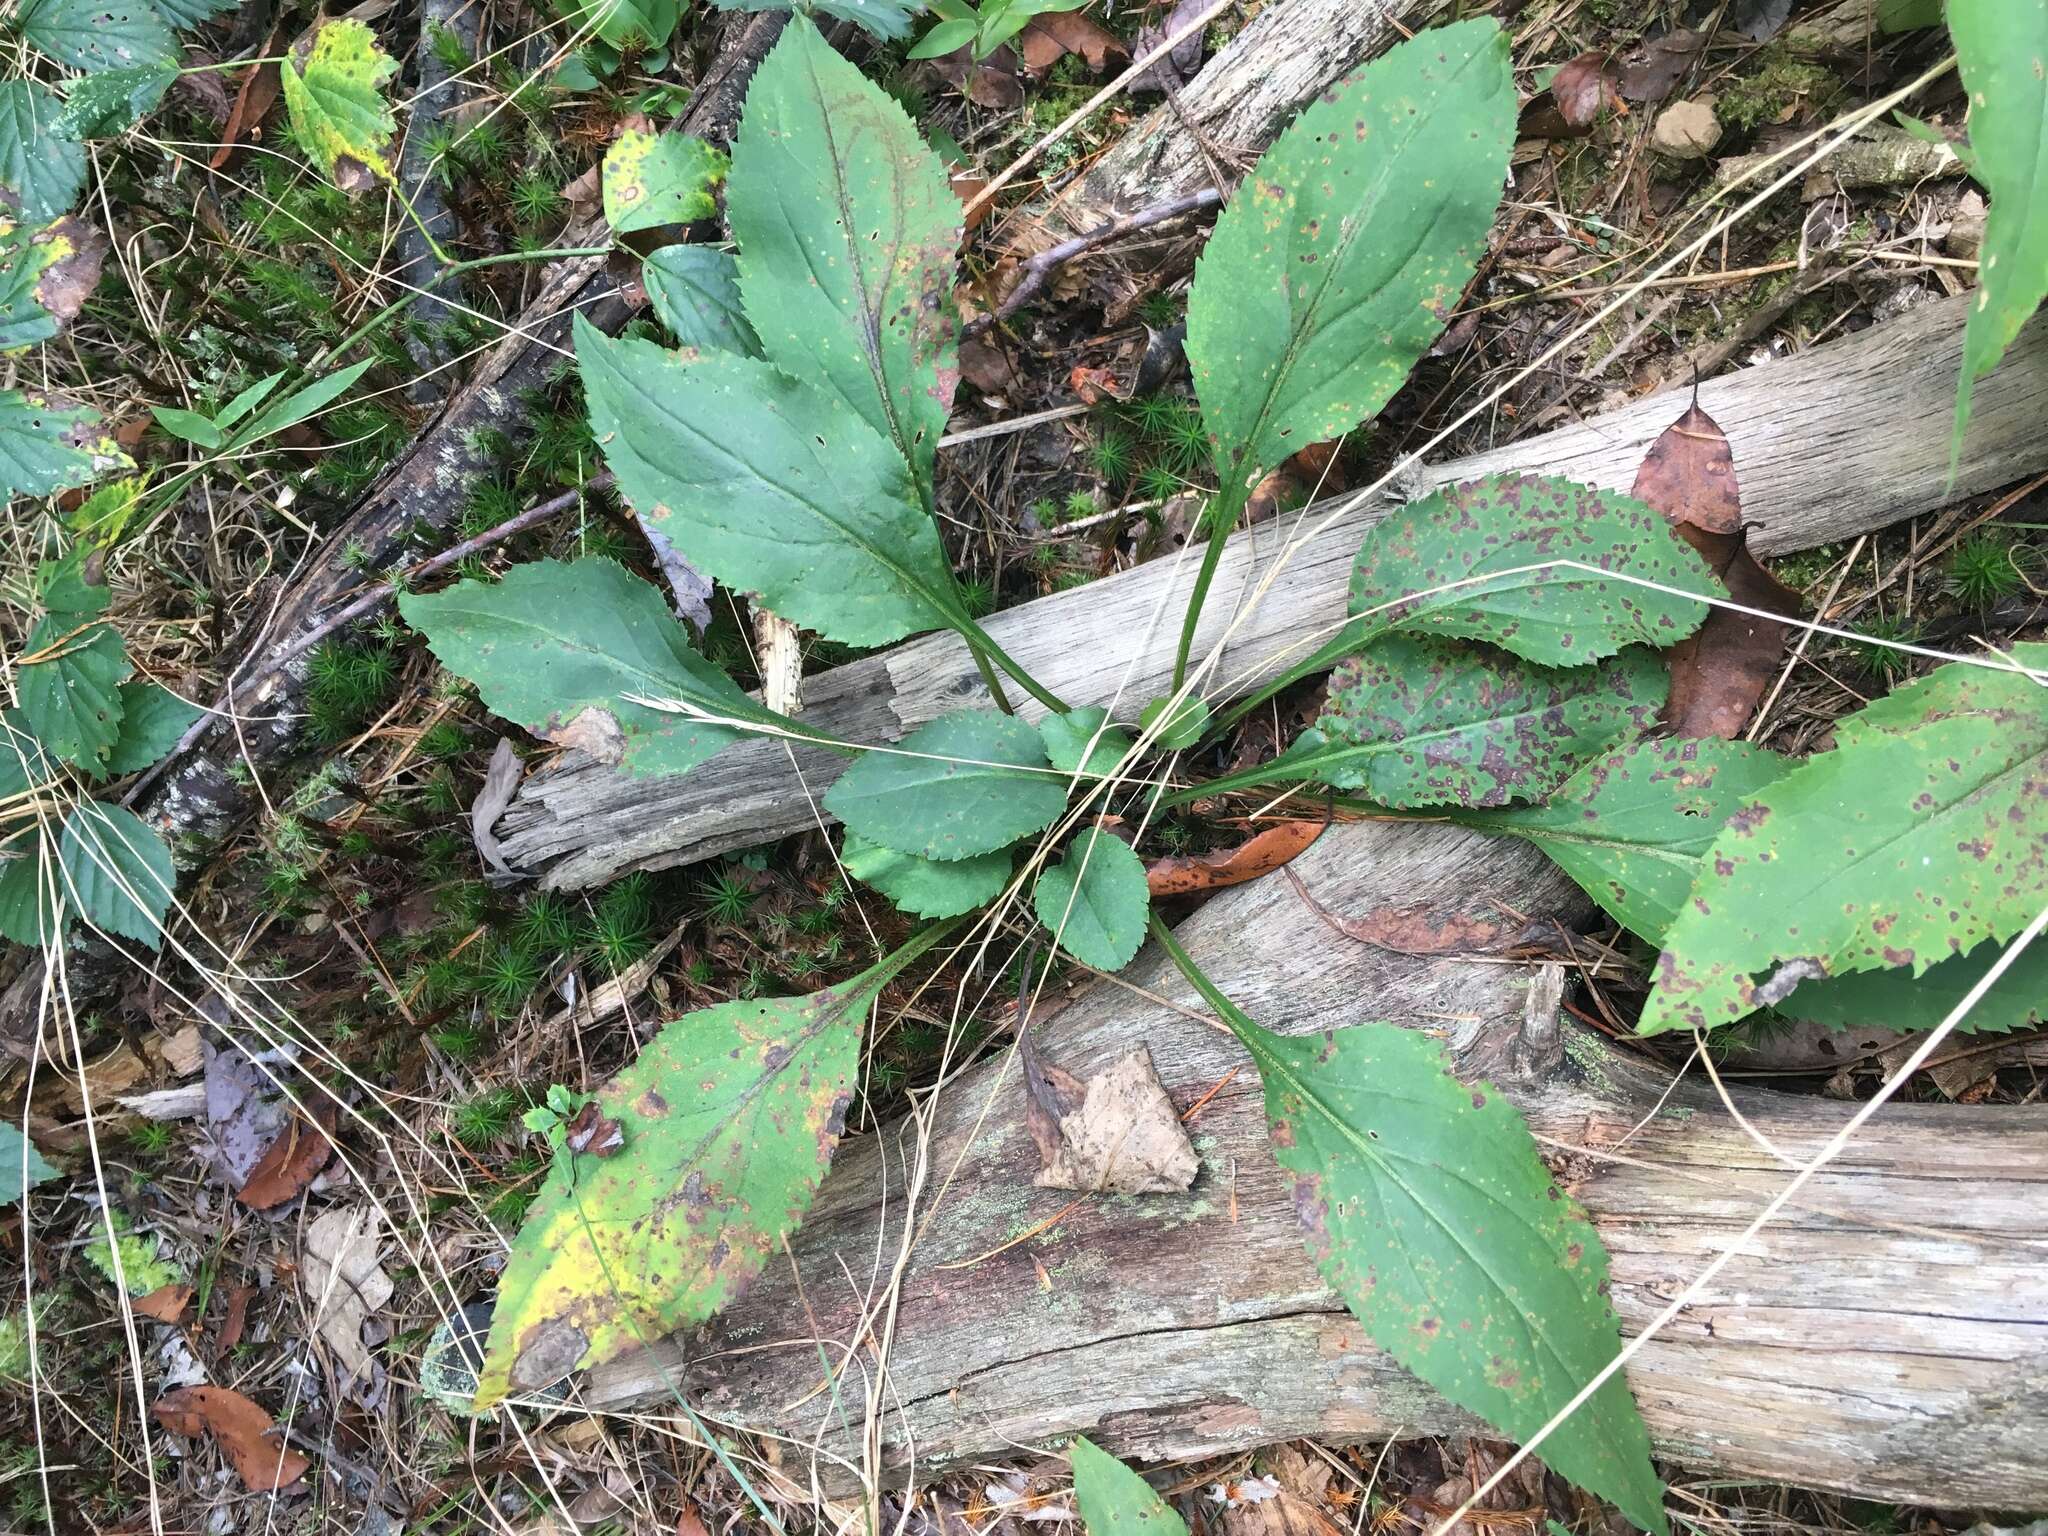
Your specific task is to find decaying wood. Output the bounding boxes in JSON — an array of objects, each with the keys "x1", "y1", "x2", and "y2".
[
  {"x1": 581, "y1": 815, "x2": 2048, "y2": 1505},
  {"x1": 496, "y1": 297, "x2": 2048, "y2": 889},
  {"x1": 1014, "y1": 0, "x2": 1407, "y2": 234}
]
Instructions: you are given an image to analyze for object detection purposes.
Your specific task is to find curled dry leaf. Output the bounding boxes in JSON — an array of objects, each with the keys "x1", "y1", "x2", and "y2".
[
  {"x1": 1026, "y1": 1044, "x2": 1198, "y2": 1195},
  {"x1": 1020, "y1": 12, "x2": 1125, "y2": 74},
  {"x1": 1286, "y1": 866, "x2": 1550, "y2": 956},
  {"x1": 469, "y1": 736, "x2": 523, "y2": 883},
  {"x1": 235, "y1": 1099, "x2": 338, "y2": 1211},
  {"x1": 1132, "y1": 0, "x2": 1207, "y2": 93},
  {"x1": 303, "y1": 1205, "x2": 394, "y2": 1382},
  {"x1": 1631, "y1": 399, "x2": 1800, "y2": 739},
  {"x1": 133, "y1": 1281, "x2": 193, "y2": 1323},
  {"x1": 1146, "y1": 818, "x2": 1325, "y2": 896},
  {"x1": 210, "y1": 57, "x2": 280, "y2": 170},
  {"x1": 152, "y1": 1386, "x2": 311, "y2": 1491},
  {"x1": 1553, "y1": 52, "x2": 1621, "y2": 128}
]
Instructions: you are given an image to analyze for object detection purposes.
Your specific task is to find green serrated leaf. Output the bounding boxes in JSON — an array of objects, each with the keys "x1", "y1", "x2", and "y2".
[
  {"x1": 0, "y1": 214, "x2": 105, "y2": 354},
  {"x1": 1349, "y1": 474, "x2": 1719, "y2": 666},
  {"x1": 398, "y1": 558, "x2": 755, "y2": 779},
  {"x1": 602, "y1": 129, "x2": 726, "y2": 234},
  {"x1": 1070, "y1": 1437, "x2": 1188, "y2": 1536},
  {"x1": 1777, "y1": 933, "x2": 2048, "y2": 1036},
  {"x1": 1205, "y1": 636, "x2": 1663, "y2": 809},
  {"x1": 641, "y1": 244, "x2": 760, "y2": 355},
  {"x1": 1185, "y1": 19, "x2": 1513, "y2": 488},
  {"x1": 281, "y1": 18, "x2": 398, "y2": 187},
  {"x1": 1465, "y1": 736, "x2": 1789, "y2": 943},
  {"x1": 1139, "y1": 695, "x2": 1208, "y2": 750},
  {"x1": 1640, "y1": 645, "x2": 2048, "y2": 1035},
  {"x1": 17, "y1": 609, "x2": 130, "y2": 772},
  {"x1": 1033, "y1": 829, "x2": 1148, "y2": 970},
  {"x1": 0, "y1": 390, "x2": 127, "y2": 501},
  {"x1": 1, "y1": 1124, "x2": 59, "y2": 1208},
  {"x1": 17, "y1": 0, "x2": 176, "y2": 75},
  {"x1": 53, "y1": 60, "x2": 178, "y2": 137},
  {"x1": 473, "y1": 925, "x2": 950, "y2": 1409},
  {"x1": 825, "y1": 709, "x2": 1064, "y2": 861},
  {"x1": 0, "y1": 82, "x2": 87, "y2": 222},
  {"x1": 728, "y1": 15, "x2": 959, "y2": 488},
  {"x1": 1, "y1": 802, "x2": 176, "y2": 949},
  {"x1": 577, "y1": 320, "x2": 961, "y2": 647},
  {"x1": 151, "y1": 0, "x2": 238, "y2": 25},
  {"x1": 36, "y1": 547, "x2": 111, "y2": 616},
  {"x1": 1237, "y1": 1017, "x2": 1666, "y2": 1532},
  {"x1": 103, "y1": 682, "x2": 201, "y2": 774},
  {"x1": 65, "y1": 473, "x2": 148, "y2": 547},
  {"x1": 703, "y1": 0, "x2": 920, "y2": 44},
  {"x1": 1040, "y1": 707, "x2": 1134, "y2": 779},
  {"x1": 1946, "y1": 0, "x2": 2048, "y2": 460},
  {"x1": 842, "y1": 830, "x2": 1009, "y2": 918}
]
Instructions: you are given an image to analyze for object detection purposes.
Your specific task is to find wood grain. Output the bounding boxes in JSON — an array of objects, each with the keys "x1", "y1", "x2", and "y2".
[
  {"x1": 580, "y1": 816, "x2": 2048, "y2": 1504},
  {"x1": 494, "y1": 297, "x2": 2048, "y2": 889}
]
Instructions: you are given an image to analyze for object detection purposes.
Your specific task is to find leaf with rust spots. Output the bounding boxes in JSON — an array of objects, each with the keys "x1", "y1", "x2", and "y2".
[
  {"x1": 1640, "y1": 643, "x2": 2048, "y2": 1035},
  {"x1": 473, "y1": 924, "x2": 955, "y2": 1410},
  {"x1": 1187, "y1": 21, "x2": 1513, "y2": 491},
  {"x1": 0, "y1": 214, "x2": 107, "y2": 354},
  {"x1": 601, "y1": 128, "x2": 726, "y2": 236},
  {"x1": 1631, "y1": 401, "x2": 1798, "y2": 738},
  {"x1": 1146, "y1": 818, "x2": 1324, "y2": 896},
  {"x1": 1071, "y1": 1435, "x2": 1189, "y2": 1535},
  {"x1": 727, "y1": 16, "x2": 960, "y2": 490},
  {"x1": 152, "y1": 1386, "x2": 310, "y2": 1491},
  {"x1": 399, "y1": 557, "x2": 759, "y2": 779},
  {"x1": 1198, "y1": 635, "x2": 1665, "y2": 811},
  {"x1": 1224, "y1": 1012, "x2": 1664, "y2": 1533},
  {"x1": 1349, "y1": 473, "x2": 1719, "y2": 669}
]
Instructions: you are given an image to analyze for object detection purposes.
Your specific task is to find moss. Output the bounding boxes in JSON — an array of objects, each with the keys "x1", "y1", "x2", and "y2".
[{"x1": 1718, "y1": 49, "x2": 1840, "y2": 133}]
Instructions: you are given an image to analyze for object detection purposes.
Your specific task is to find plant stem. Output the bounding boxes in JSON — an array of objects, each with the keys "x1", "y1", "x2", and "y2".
[
  {"x1": 952, "y1": 613, "x2": 1068, "y2": 715},
  {"x1": 178, "y1": 55, "x2": 287, "y2": 75},
  {"x1": 1148, "y1": 909, "x2": 1258, "y2": 1041},
  {"x1": 1171, "y1": 475, "x2": 1253, "y2": 694}
]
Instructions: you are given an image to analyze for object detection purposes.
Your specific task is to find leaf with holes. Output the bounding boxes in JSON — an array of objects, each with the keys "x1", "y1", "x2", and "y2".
[
  {"x1": 602, "y1": 130, "x2": 726, "y2": 235},
  {"x1": 579, "y1": 321, "x2": 963, "y2": 647},
  {"x1": 642, "y1": 245, "x2": 760, "y2": 356},
  {"x1": 1071, "y1": 1437, "x2": 1188, "y2": 1536},
  {"x1": 104, "y1": 683, "x2": 202, "y2": 774},
  {"x1": 1198, "y1": 636, "x2": 1664, "y2": 809},
  {"x1": 842, "y1": 831, "x2": 1010, "y2": 919},
  {"x1": 1946, "y1": 0, "x2": 2048, "y2": 459},
  {"x1": 54, "y1": 60, "x2": 178, "y2": 137},
  {"x1": 0, "y1": 390, "x2": 129, "y2": 500},
  {"x1": 825, "y1": 709, "x2": 1065, "y2": 861},
  {"x1": 1185, "y1": 19, "x2": 1514, "y2": 489},
  {"x1": 1348, "y1": 474, "x2": 1718, "y2": 667},
  {"x1": 16, "y1": 0, "x2": 175, "y2": 75},
  {"x1": 399, "y1": 558, "x2": 761, "y2": 778},
  {"x1": 1034, "y1": 829, "x2": 1149, "y2": 970},
  {"x1": 727, "y1": 15, "x2": 959, "y2": 488},
  {"x1": 1233, "y1": 1016, "x2": 1666, "y2": 1532},
  {"x1": 473, "y1": 926, "x2": 949, "y2": 1409},
  {"x1": 1639, "y1": 644, "x2": 2048, "y2": 1034},
  {"x1": 16, "y1": 606, "x2": 130, "y2": 774},
  {"x1": 0, "y1": 215, "x2": 107, "y2": 353},
  {"x1": 0, "y1": 82, "x2": 87, "y2": 221},
  {"x1": 281, "y1": 18, "x2": 397, "y2": 189},
  {"x1": 0, "y1": 803, "x2": 175, "y2": 948},
  {"x1": 1464, "y1": 736, "x2": 1789, "y2": 943}
]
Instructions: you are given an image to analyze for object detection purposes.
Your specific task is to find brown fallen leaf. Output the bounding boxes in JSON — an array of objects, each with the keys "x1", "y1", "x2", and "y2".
[
  {"x1": 25, "y1": 216, "x2": 107, "y2": 340},
  {"x1": 133, "y1": 1282, "x2": 193, "y2": 1323},
  {"x1": 1026, "y1": 1044, "x2": 1198, "y2": 1195},
  {"x1": 210, "y1": 57, "x2": 281, "y2": 170},
  {"x1": 1286, "y1": 867, "x2": 1550, "y2": 956},
  {"x1": 930, "y1": 46, "x2": 1025, "y2": 110},
  {"x1": 1020, "y1": 12, "x2": 1126, "y2": 74},
  {"x1": 1631, "y1": 397, "x2": 1801, "y2": 739},
  {"x1": 235, "y1": 1100, "x2": 338, "y2": 1211},
  {"x1": 215, "y1": 1283, "x2": 256, "y2": 1352},
  {"x1": 302, "y1": 1205, "x2": 394, "y2": 1382},
  {"x1": 1617, "y1": 28, "x2": 1702, "y2": 104},
  {"x1": 1132, "y1": 0, "x2": 1207, "y2": 94},
  {"x1": 1147, "y1": 818, "x2": 1325, "y2": 896},
  {"x1": 1553, "y1": 52, "x2": 1622, "y2": 128},
  {"x1": 152, "y1": 1386, "x2": 312, "y2": 1491},
  {"x1": 469, "y1": 736, "x2": 523, "y2": 883}
]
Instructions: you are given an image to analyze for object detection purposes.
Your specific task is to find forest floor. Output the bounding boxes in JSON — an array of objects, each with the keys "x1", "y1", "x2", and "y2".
[{"x1": 2, "y1": 0, "x2": 2043, "y2": 1533}]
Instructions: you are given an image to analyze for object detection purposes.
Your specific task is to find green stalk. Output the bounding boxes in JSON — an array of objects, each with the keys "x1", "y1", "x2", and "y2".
[
  {"x1": 946, "y1": 609, "x2": 1068, "y2": 716},
  {"x1": 1170, "y1": 475, "x2": 1254, "y2": 694},
  {"x1": 1148, "y1": 910, "x2": 1259, "y2": 1042}
]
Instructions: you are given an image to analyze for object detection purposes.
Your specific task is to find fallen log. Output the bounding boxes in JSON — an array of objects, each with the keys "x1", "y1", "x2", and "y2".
[
  {"x1": 495, "y1": 296, "x2": 2048, "y2": 888},
  {"x1": 581, "y1": 815, "x2": 2048, "y2": 1506}
]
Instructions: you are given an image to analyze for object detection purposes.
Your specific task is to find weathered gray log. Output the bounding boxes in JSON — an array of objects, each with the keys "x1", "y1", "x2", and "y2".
[
  {"x1": 1013, "y1": 0, "x2": 1405, "y2": 235},
  {"x1": 581, "y1": 815, "x2": 2048, "y2": 1505},
  {"x1": 495, "y1": 297, "x2": 2048, "y2": 888}
]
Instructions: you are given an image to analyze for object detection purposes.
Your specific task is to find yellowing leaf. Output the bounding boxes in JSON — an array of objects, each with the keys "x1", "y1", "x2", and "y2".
[
  {"x1": 474, "y1": 925, "x2": 955, "y2": 1408},
  {"x1": 281, "y1": 19, "x2": 397, "y2": 189},
  {"x1": 601, "y1": 129, "x2": 727, "y2": 235}
]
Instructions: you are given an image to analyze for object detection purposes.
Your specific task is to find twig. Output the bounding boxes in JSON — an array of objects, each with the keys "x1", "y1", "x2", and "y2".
[{"x1": 963, "y1": 187, "x2": 1221, "y2": 338}]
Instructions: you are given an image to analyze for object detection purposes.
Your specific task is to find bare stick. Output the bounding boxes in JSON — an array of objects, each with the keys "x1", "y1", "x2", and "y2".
[{"x1": 963, "y1": 189, "x2": 1221, "y2": 338}]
